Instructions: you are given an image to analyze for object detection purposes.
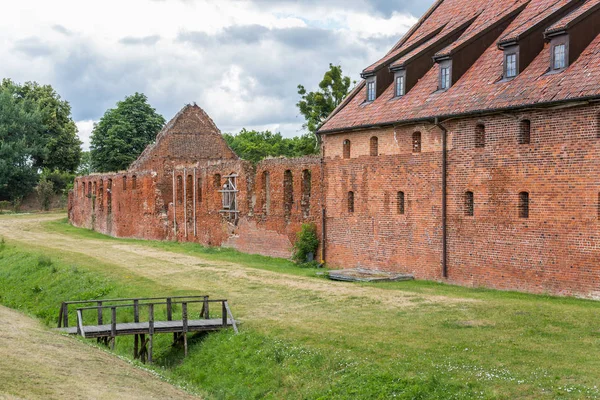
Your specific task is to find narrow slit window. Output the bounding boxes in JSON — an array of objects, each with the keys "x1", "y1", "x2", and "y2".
[
  {"x1": 132, "y1": 176, "x2": 137, "y2": 190},
  {"x1": 197, "y1": 178, "x2": 202, "y2": 202},
  {"x1": 343, "y1": 140, "x2": 351, "y2": 159},
  {"x1": 348, "y1": 191, "x2": 355, "y2": 213},
  {"x1": 107, "y1": 179, "x2": 112, "y2": 212},
  {"x1": 475, "y1": 124, "x2": 486, "y2": 148},
  {"x1": 465, "y1": 191, "x2": 474, "y2": 216},
  {"x1": 397, "y1": 191, "x2": 405, "y2": 215},
  {"x1": 370, "y1": 136, "x2": 378, "y2": 156},
  {"x1": 301, "y1": 169, "x2": 311, "y2": 218},
  {"x1": 186, "y1": 175, "x2": 193, "y2": 204},
  {"x1": 519, "y1": 120, "x2": 531, "y2": 144},
  {"x1": 123, "y1": 176, "x2": 127, "y2": 191},
  {"x1": 82, "y1": 182, "x2": 86, "y2": 197},
  {"x1": 214, "y1": 174, "x2": 221, "y2": 189},
  {"x1": 395, "y1": 75, "x2": 404, "y2": 97},
  {"x1": 519, "y1": 192, "x2": 529, "y2": 219},
  {"x1": 553, "y1": 44, "x2": 566, "y2": 70},
  {"x1": 506, "y1": 53, "x2": 517, "y2": 78},
  {"x1": 177, "y1": 175, "x2": 183, "y2": 204},
  {"x1": 92, "y1": 182, "x2": 96, "y2": 196},
  {"x1": 262, "y1": 171, "x2": 271, "y2": 215},
  {"x1": 284, "y1": 170, "x2": 293, "y2": 219},
  {"x1": 412, "y1": 132, "x2": 421, "y2": 153}
]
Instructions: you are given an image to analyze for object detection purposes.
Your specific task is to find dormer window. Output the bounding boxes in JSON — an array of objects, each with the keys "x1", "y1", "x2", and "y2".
[
  {"x1": 366, "y1": 79, "x2": 376, "y2": 102},
  {"x1": 506, "y1": 53, "x2": 517, "y2": 78},
  {"x1": 440, "y1": 66, "x2": 451, "y2": 90},
  {"x1": 553, "y1": 44, "x2": 566, "y2": 70},
  {"x1": 395, "y1": 75, "x2": 405, "y2": 97}
]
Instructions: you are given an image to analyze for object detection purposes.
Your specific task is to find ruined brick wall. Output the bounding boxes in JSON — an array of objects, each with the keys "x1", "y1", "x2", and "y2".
[
  {"x1": 323, "y1": 103, "x2": 600, "y2": 298},
  {"x1": 169, "y1": 156, "x2": 323, "y2": 259},
  {"x1": 69, "y1": 172, "x2": 169, "y2": 240}
]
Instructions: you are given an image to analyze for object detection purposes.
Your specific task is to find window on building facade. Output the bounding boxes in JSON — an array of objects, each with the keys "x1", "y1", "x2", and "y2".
[
  {"x1": 475, "y1": 124, "x2": 486, "y2": 148},
  {"x1": 123, "y1": 176, "x2": 127, "y2": 191},
  {"x1": 370, "y1": 136, "x2": 379, "y2": 156},
  {"x1": 186, "y1": 175, "x2": 193, "y2": 205},
  {"x1": 553, "y1": 44, "x2": 566, "y2": 70},
  {"x1": 412, "y1": 132, "x2": 422, "y2": 153},
  {"x1": 465, "y1": 191, "x2": 474, "y2": 216},
  {"x1": 284, "y1": 170, "x2": 293, "y2": 219},
  {"x1": 440, "y1": 67, "x2": 450, "y2": 90},
  {"x1": 506, "y1": 53, "x2": 517, "y2": 78},
  {"x1": 519, "y1": 192, "x2": 529, "y2": 219},
  {"x1": 214, "y1": 174, "x2": 221, "y2": 188},
  {"x1": 395, "y1": 75, "x2": 405, "y2": 97},
  {"x1": 348, "y1": 191, "x2": 355, "y2": 213},
  {"x1": 82, "y1": 182, "x2": 86, "y2": 197},
  {"x1": 519, "y1": 119, "x2": 531, "y2": 144},
  {"x1": 343, "y1": 139, "x2": 351, "y2": 159},
  {"x1": 367, "y1": 80, "x2": 376, "y2": 102},
  {"x1": 92, "y1": 182, "x2": 96, "y2": 196},
  {"x1": 132, "y1": 176, "x2": 137, "y2": 190},
  {"x1": 262, "y1": 171, "x2": 270, "y2": 215},
  {"x1": 397, "y1": 191, "x2": 405, "y2": 215},
  {"x1": 107, "y1": 179, "x2": 112, "y2": 213}
]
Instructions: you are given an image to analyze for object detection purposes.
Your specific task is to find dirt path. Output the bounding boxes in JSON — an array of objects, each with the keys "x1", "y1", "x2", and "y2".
[{"x1": 0, "y1": 305, "x2": 198, "y2": 400}]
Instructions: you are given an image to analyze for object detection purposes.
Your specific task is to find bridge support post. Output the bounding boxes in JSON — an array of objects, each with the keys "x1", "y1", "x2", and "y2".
[
  {"x1": 182, "y1": 302, "x2": 188, "y2": 357},
  {"x1": 148, "y1": 304, "x2": 154, "y2": 364}
]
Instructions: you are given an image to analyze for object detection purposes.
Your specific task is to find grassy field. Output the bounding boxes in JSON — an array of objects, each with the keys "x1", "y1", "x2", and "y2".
[{"x1": 0, "y1": 213, "x2": 599, "y2": 399}]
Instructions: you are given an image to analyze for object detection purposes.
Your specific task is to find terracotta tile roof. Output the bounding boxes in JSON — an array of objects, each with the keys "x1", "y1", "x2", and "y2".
[
  {"x1": 498, "y1": 0, "x2": 576, "y2": 44},
  {"x1": 320, "y1": 0, "x2": 600, "y2": 134},
  {"x1": 545, "y1": 0, "x2": 600, "y2": 34}
]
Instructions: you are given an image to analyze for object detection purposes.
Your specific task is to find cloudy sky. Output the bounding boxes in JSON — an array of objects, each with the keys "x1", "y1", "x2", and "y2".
[{"x1": 1, "y1": 0, "x2": 433, "y2": 150}]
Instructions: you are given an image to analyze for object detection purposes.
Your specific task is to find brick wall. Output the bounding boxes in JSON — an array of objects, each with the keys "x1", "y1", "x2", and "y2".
[{"x1": 322, "y1": 103, "x2": 600, "y2": 298}]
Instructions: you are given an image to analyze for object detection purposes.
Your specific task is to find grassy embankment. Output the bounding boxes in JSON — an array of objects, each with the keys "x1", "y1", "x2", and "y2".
[{"x1": 0, "y1": 216, "x2": 599, "y2": 399}]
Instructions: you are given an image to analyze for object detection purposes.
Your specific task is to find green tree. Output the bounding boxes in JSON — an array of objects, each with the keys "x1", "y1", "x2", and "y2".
[
  {"x1": 297, "y1": 64, "x2": 354, "y2": 136},
  {"x1": 90, "y1": 93, "x2": 165, "y2": 172},
  {"x1": 223, "y1": 129, "x2": 319, "y2": 164},
  {"x1": 77, "y1": 151, "x2": 92, "y2": 176},
  {"x1": 0, "y1": 89, "x2": 46, "y2": 203},
  {"x1": 1, "y1": 79, "x2": 82, "y2": 173},
  {"x1": 35, "y1": 178, "x2": 54, "y2": 211}
]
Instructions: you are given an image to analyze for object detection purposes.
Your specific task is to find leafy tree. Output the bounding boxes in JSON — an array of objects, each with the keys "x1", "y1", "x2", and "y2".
[
  {"x1": 1, "y1": 79, "x2": 82, "y2": 173},
  {"x1": 35, "y1": 178, "x2": 54, "y2": 211},
  {"x1": 223, "y1": 129, "x2": 318, "y2": 164},
  {"x1": 0, "y1": 89, "x2": 46, "y2": 203},
  {"x1": 90, "y1": 93, "x2": 165, "y2": 172},
  {"x1": 77, "y1": 151, "x2": 92, "y2": 176},
  {"x1": 297, "y1": 64, "x2": 354, "y2": 136}
]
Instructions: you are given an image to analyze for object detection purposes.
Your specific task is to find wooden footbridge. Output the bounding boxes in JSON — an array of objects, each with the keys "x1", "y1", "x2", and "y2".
[{"x1": 56, "y1": 296, "x2": 238, "y2": 363}]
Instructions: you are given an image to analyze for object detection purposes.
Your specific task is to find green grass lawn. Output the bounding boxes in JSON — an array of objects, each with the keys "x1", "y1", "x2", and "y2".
[{"x1": 0, "y1": 217, "x2": 599, "y2": 399}]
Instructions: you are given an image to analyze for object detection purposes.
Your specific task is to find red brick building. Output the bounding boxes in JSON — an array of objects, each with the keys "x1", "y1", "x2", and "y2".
[{"x1": 70, "y1": 0, "x2": 600, "y2": 298}]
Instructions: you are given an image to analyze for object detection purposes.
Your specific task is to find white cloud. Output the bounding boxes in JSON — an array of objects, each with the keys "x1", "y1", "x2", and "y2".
[
  {"x1": 1, "y1": 0, "x2": 426, "y2": 140},
  {"x1": 76, "y1": 120, "x2": 96, "y2": 151}
]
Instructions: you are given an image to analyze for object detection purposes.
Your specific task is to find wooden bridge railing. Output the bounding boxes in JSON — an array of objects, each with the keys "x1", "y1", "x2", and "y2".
[{"x1": 57, "y1": 295, "x2": 210, "y2": 328}]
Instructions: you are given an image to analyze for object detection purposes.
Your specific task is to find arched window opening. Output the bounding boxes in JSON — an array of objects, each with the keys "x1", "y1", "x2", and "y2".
[
  {"x1": 186, "y1": 175, "x2": 193, "y2": 202},
  {"x1": 262, "y1": 171, "x2": 271, "y2": 215},
  {"x1": 197, "y1": 178, "x2": 202, "y2": 203},
  {"x1": 301, "y1": 169, "x2": 311, "y2": 218},
  {"x1": 465, "y1": 191, "x2": 474, "y2": 216},
  {"x1": 284, "y1": 170, "x2": 293, "y2": 219},
  {"x1": 412, "y1": 132, "x2": 422, "y2": 153},
  {"x1": 98, "y1": 180, "x2": 104, "y2": 209},
  {"x1": 519, "y1": 192, "x2": 529, "y2": 219},
  {"x1": 475, "y1": 124, "x2": 486, "y2": 148},
  {"x1": 82, "y1": 182, "x2": 86, "y2": 197},
  {"x1": 92, "y1": 182, "x2": 96, "y2": 196},
  {"x1": 107, "y1": 179, "x2": 112, "y2": 213},
  {"x1": 519, "y1": 120, "x2": 531, "y2": 145},
  {"x1": 370, "y1": 136, "x2": 379, "y2": 156},
  {"x1": 123, "y1": 176, "x2": 127, "y2": 191},
  {"x1": 132, "y1": 176, "x2": 137, "y2": 190},
  {"x1": 397, "y1": 191, "x2": 405, "y2": 215},
  {"x1": 348, "y1": 191, "x2": 355, "y2": 213},
  {"x1": 343, "y1": 140, "x2": 351, "y2": 159},
  {"x1": 177, "y1": 175, "x2": 183, "y2": 204},
  {"x1": 214, "y1": 174, "x2": 221, "y2": 189}
]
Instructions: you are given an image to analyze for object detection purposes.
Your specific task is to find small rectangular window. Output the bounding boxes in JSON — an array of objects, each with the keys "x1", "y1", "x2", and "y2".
[
  {"x1": 397, "y1": 192, "x2": 405, "y2": 215},
  {"x1": 519, "y1": 192, "x2": 529, "y2": 219},
  {"x1": 440, "y1": 67, "x2": 450, "y2": 90},
  {"x1": 553, "y1": 44, "x2": 566, "y2": 70},
  {"x1": 395, "y1": 76, "x2": 404, "y2": 97},
  {"x1": 367, "y1": 80, "x2": 376, "y2": 102},
  {"x1": 465, "y1": 191, "x2": 474, "y2": 217},
  {"x1": 506, "y1": 53, "x2": 517, "y2": 78}
]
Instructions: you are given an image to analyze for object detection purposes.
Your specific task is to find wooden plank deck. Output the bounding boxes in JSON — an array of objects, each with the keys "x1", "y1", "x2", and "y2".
[{"x1": 57, "y1": 319, "x2": 237, "y2": 338}]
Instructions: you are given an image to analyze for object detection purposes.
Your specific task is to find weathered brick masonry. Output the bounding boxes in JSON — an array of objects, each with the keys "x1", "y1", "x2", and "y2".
[{"x1": 70, "y1": 0, "x2": 600, "y2": 298}]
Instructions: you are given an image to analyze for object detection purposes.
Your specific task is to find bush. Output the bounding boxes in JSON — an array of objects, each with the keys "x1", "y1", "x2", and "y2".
[
  {"x1": 292, "y1": 223, "x2": 319, "y2": 264},
  {"x1": 0, "y1": 201, "x2": 11, "y2": 214},
  {"x1": 35, "y1": 179, "x2": 54, "y2": 211},
  {"x1": 37, "y1": 255, "x2": 53, "y2": 268},
  {"x1": 41, "y1": 169, "x2": 76, "y2": 195}
]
